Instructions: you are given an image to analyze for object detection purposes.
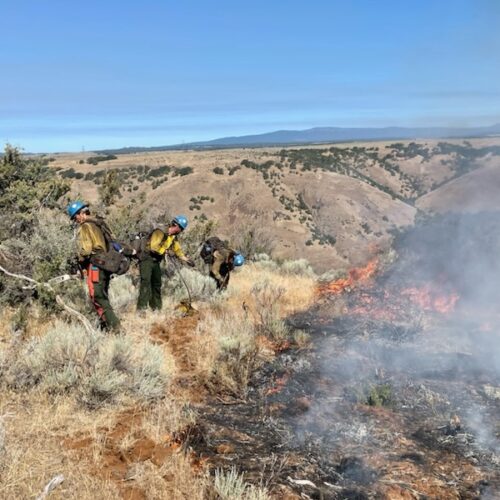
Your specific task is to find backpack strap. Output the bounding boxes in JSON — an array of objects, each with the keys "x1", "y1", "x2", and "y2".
[
  {"x1": 88, "y1": 216, "x2": 114, "y2": 251},
  {"x1": 160, "y1": 230, "x2": 172, "y2": 247}
]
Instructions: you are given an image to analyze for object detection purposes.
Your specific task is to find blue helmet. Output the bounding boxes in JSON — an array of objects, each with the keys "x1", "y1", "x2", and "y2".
[
  {"x1": 173, "y1": 215, "x2": 188, "y2": 230},
  {"x1": 67, "y1": 200, "x2": 88, "y2": 219},
  {"x1": 233, "y1": 252, "x2": 245, "y2": 267}
]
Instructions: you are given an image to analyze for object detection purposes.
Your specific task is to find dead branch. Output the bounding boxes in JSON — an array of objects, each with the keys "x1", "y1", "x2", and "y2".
[
  {"x1": 215, "y1": 396, "x2": 248, "y2": 405},
  {"x1": 0, "y1": 264, "x2": 96, "y2": 335},
  {"x1": 35, "y1": 474, "x2": 64, "y2": 500},
  {"x1": 379, "y1": 479, "x2": 424, "y2": 499}
]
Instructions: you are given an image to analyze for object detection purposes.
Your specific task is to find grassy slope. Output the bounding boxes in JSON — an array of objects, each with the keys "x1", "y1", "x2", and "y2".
[
  {"x1": 4, "y1": 138, "x2": 500, "y2": 497},
  {"x1": 0, "y1": 261, "x2": 316, "y2": 499},
  {"x1": 50, "y1": 137, "x2": 500, "y2": 271}
]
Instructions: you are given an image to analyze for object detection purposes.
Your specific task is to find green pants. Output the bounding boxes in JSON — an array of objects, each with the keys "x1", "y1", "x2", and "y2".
[
  {"x1": 137, "y1": 255, "x2": 162, "y2": 310},
  {"x1": 87, "y1": 265, "x2": 120, "y2": 331}
]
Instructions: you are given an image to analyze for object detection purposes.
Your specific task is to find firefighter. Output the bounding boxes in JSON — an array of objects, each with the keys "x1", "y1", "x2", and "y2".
[
  {"x1": 137, "y1": 215, "x2": 194, "y2": 311},
  {"x1": 200, "y1": 236, "x2": 244, "y2": 290},
  {"x1": 67, "y1": 200, "x2": 120, "y2": 331}
]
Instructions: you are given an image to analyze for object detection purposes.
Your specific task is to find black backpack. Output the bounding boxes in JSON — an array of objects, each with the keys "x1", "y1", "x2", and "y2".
[
  {"x1": 200, "y1": 236, "x2": 227, "y2": 263},
  {"x1": 129, "y1": 228, "x2": 169, "y2": 261},
  {"x1": 129, "y1": 232, "x2": 149, "y2": 261},
  {"x1": 89, "y1": 217, "x2": 131, "y2": 275}
]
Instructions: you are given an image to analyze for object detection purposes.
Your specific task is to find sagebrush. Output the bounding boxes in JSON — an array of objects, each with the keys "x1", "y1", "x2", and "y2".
[{"x1": 4, "y1": 320, "x2": 171, "y2": 408}]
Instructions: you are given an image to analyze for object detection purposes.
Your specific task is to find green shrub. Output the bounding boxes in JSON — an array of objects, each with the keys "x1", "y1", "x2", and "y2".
[
  {"x1": 148, "y1": 165, "x2": 171, "y2": 178},
  {"x1": 228, "y1": 165, "x2": 241, "y2": 175},
  {"x1": 367, "y1": 384, "x2": 393, "y2": 407},
  {"x1": 98, "y1": 169, "x2": 121, "y2": 206},
  {"x1": 251, "y1": 281, "x2": 290, "y2": 342},
  {"x1": 59, "y1": 168, "x2": 84, "y2": 179},
  {"x1": 1, "y1": 208, "x2": 77, "y2": 309},
  {"x1": 6, "y1": 321, "x2": 171, "y2": 408},
  {"x1": 167, "y1": 266, "x2": 217, "y2": 302},
  {"x1": 213, "y1": 467, "x2": 270, "y2": 500},
  {"x1": 174, "y1": 166, "x2": 193, "y2": 176},
  {"x1": 346, "y1": 382, "x2": 394, "y2": 407},
  {"x1": 0, "y1": 145, "x2": 69, "y2": 234},
  {"x1": 86, "y1": 154, "x2": 117, "y2": 165},
  {"x1": 280, "y1": 258, "x2": 315, "y2": 277},
  {"x1": 361, "y1": 222, "x2": 372, "y2": 234}
]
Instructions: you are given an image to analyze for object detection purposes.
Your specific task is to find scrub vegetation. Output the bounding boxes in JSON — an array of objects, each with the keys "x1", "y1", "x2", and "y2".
[
  {"x1": 0, "y1": 145, "x2": 317, "y2": 499},
  {"x1": 3, "y1": 139, "x2": 495, "y2": 497}
]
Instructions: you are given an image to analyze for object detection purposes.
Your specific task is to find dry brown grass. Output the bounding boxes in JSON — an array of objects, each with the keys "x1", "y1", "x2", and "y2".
[
  {"x1": 0, "y1": 388, "x2": 210, "y2": 499},
  {"x1": 181, "y1": 261, "x2": 316, "y2": 397},
  {"x1": 0, "y1": 391, "x2": 121, "y2": 499},
  {"x1": 127, "y1": 454, "x2": 210, "y2": 500},
  {"x1": 191, "y1": 312, "x2": 263, "y2": 397},
  {"x1": 224, "y1": 261, "x2": 317, "y2": 318},
  {"x1": 138, "y1": 396, "x2": 198, "y2": 442},
  {"x1": 0, "y1": 257, "x2": 316, "y2": 498}
]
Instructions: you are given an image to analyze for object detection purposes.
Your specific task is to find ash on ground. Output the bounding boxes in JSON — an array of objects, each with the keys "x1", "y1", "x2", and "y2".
[{"x1": 194, "y1": 213, "x2": 500, "y2": 499}]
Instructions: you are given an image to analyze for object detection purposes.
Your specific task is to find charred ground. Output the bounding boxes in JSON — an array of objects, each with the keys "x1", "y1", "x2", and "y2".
[
  {"x1": 2, "y1": 143, "x2": 500, "y2": 498},
  {"x1": 191, "y1": 212, "x2": 500, "y2": 498}
]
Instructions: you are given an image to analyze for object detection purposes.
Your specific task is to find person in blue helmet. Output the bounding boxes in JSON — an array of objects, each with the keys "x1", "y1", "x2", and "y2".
[
  {"x1": 199, "y1": 236, "x2": 244, "y2": 290},
  {"x1": 66, "y1": 200, "x2": 121, "y2": 331},
  {"x1": 137, "y1": 215, "x2": 194, "y2": 310}
]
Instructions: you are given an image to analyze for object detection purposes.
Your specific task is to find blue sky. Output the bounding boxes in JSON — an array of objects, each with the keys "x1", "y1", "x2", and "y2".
[{"x1": 1, "y1": 0, "x2": 499, "y2": 152}]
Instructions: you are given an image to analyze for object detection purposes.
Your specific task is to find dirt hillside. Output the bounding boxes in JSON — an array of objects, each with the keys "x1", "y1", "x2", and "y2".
[{"x1": 48, "y1": 138, "x2": 500, "y2": 270}]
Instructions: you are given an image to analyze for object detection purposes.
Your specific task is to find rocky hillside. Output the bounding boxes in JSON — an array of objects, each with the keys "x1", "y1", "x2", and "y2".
[{"x1": 49, "y1": 138, "x2": 500, "y2": 271}]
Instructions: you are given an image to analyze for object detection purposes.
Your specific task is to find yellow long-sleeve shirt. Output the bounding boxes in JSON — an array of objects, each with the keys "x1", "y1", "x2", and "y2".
[
  {"x1": 148, "y1": 229, "x2": 185, "y2": 259},
  {"x1": 77, "y1": 221, "x2": 107, "y2": 260}
]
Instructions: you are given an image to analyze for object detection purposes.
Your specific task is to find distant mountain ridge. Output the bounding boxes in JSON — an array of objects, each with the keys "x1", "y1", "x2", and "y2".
[{"x1": 98, "y1": 123, "x2": 500, "y2": 154}]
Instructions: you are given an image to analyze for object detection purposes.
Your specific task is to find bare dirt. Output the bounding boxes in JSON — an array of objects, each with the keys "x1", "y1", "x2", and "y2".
[
  {"x1": 63, "y1": 313, "x2": 207, "y2": 499},
  {"x1": 62, "y1": 276, "x2": 500, "y2": 499},
  {"x1": 49, "y1": 137, "x2": 500, "y2": 271}
]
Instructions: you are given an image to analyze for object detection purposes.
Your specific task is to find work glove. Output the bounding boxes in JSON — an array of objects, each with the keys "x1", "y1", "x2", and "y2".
[
  {"x1": 119, "y1": 244, "x2": 136, "y2": 258},
  {"x1": 184, "y1": 257, "x2": 195, "y2": 268}
]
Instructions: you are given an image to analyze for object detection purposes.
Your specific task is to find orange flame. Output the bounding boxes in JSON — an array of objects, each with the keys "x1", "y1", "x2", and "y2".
[
  {"x1": 349, "y1": 286, "x2": 460, "y2": 319},
  {"x1": 266, "y1": 373, "x2": 290, "y2": 396},
  {"x1": 318, "y1": 258, "x2": 460, "y2": 317},
  {"x1": 400, "y1": 285, "x2": 459, "y2": 314},
  {"x1": 318, "y1": 259, "x2": 378, "y2": 295}
]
